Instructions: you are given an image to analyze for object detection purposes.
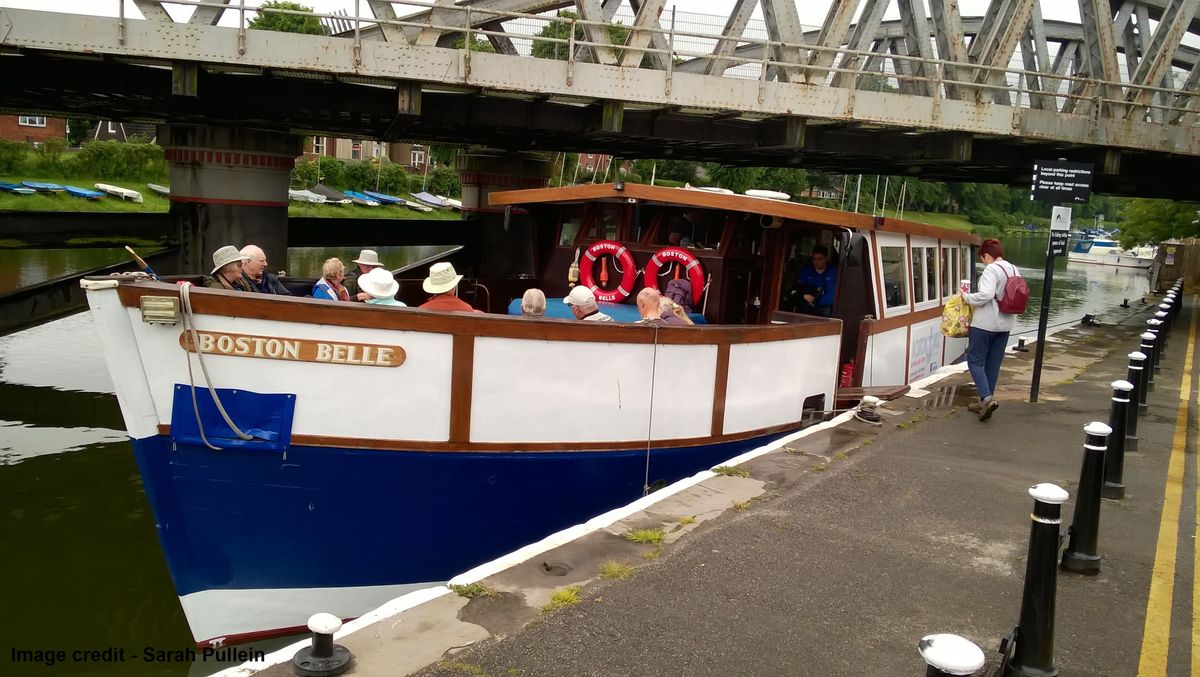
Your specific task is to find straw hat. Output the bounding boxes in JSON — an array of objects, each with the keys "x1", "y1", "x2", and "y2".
[
  {"x1": 358, "y1": 267, "x2": 399, "y2": 299},
  {"x1": 423, "y1": 262, "x2": 463, "y2": 294},
  {"x1": 352, "y1": 249, "x2": 383, "y2": 267},
  {"x1": 210, "y1": 245, "x2": 250, "y2": 275}
]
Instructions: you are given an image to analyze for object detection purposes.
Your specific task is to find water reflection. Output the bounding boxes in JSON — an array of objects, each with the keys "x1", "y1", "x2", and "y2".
[
  {"x1": 287, "y1": 246, "x2": 455, "y2": 279},
  {"x1": 0, "y1": 248, "x2": 129, "y2": 294}
]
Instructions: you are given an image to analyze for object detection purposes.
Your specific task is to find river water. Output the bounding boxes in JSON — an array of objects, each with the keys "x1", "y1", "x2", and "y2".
[{"x1": 0, "y1": 235, "x2": 1150, "y2": 676}]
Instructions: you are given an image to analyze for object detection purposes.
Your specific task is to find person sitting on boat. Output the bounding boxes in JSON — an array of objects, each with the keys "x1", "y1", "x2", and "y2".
[
  {"x1": 791, "y1": 244, "x2": 838, "y2": 317},
  {"x1": 521, "y1": 289, "x2": 546, "y2": 318},
  {"x1": 345, "y1": 249, "x2": 384, "y2": 302},
  {"x1": 239, "y1": 244, "x2": 290, "y2": 295},
  {"x1": 635, "y1": 288, "x2": 687, "y2": 326},
  {"x1": 564, "y1": 286, "x2": 613, "y2": 322},
  {"x1": 359, "y1": 267, "x2": 406, "y2": 307},
  {"x1": 419, "y1": 262, "x2": 480, "y2": 313},
  {"x1": 659, "y1": 296, "x2": 694, "y2": 325},
  {"x1": 668, "y1": 210, "x2": 701, "y2": 246},
  {"x1": 312, "y1": 258, "x2": 351, "y2": 301},
  {"x1": 202, "y1": 245, "x2": 254, "y2": 292}
]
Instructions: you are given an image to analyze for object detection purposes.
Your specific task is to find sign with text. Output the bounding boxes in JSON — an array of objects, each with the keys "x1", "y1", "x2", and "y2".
[
  {"x1": 1031, "y1": 160, "x2": 1093, "y2": 204},
  {"x1": 180, "y1": 331, "x2": 406, "y2": 367},
  {"x1": 1048, "y1": 206, "x2": 1071, "y2": 256}
]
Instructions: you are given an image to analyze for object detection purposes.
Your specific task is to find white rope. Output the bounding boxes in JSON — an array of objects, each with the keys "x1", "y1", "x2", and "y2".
[
  {"x1": 180, "y1": 282, "x2": 253, "y2": 447},
  {"x1": 642, "y1": 324, "x2": 660, "y2": 495}
]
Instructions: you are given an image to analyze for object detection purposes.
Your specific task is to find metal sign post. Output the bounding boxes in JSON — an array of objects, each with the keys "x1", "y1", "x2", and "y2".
[{"x1": 1030, "y1": 205, "x2": 1072, "y2": 402}]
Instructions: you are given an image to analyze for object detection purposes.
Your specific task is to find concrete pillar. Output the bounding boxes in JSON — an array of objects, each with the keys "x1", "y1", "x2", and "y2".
[
  {"x1": 456, "y1": 150, "x2": 552, "y2": 281},
  {"x1": 160, "y1": 124, "x2": 301, "y2": 276}
]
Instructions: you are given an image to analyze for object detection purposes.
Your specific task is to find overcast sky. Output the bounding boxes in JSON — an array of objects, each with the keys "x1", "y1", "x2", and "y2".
[{"x1": 0, "y1": 1, "x2": 1084, "y2": 28}]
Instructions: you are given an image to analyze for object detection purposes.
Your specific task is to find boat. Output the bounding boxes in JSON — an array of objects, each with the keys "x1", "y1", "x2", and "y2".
[
  {"x1": 402, "y1": 199, "x2": 433, "y2": 213},
  {"x1": 0, "y1": 181, "x2": 36, "y2": 195},
  {"x1": 436, "y1": 195, "x2": 463, "y2": 210},
  {"x1": 64, "y1": 185, "x2": 105, "y2": 200},
  {"x1": 309, "y1": 183, "x2": 353, "y2": 206},
  {"x1": 745, "y1": 189, "x2": 791, "y2": 201},
  {"x1": 95, "y1": 183, "x2": 144, "y2": 203},
  {"x1": 147, "y1": 183, "x2": 171, "y2": 197},
  {"x1": 22, "y1": 181, "x2": 65, "y2": 193},
  {"x1": 81, "y1": 181, "x2": 979, "y2": 647},
  {"x1": 410, "y1": 191, "x2": 452, "y2": 208},
  {"x1": 343, "y1": 190, "x2": 381, "y2": 207},
  {"x1": 288, "y1": 189, "x2": 327, "y2": 204},
  {"x1": 1067, "y1": 238, "x2": 1156, "y2": 269},
  {"x1": 362, "y1": 190, "x2": 402, "y2": 205}
]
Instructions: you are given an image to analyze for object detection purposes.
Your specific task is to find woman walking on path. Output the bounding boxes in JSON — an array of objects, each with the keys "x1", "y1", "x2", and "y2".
[{"x1": 961, "y1": 239, "x2": 1020, "y2": 421}]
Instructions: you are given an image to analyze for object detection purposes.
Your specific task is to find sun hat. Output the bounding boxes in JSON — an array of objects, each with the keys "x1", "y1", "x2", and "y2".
[
  {"x1": 210, "y1": 245, "x2": 250, "y2": 275},
  {"x1": 352, "y1": 249, "x2": 383, "y2": 267},
  {"x1": 423, "y1": 261, "x2": 463, "y2": 294},
  {"x1": 563, "y1": 285, "x2": 597, "y2": 307},
  {"x1": 358, "y1": 266, "x2": 399, "y2": 300}
]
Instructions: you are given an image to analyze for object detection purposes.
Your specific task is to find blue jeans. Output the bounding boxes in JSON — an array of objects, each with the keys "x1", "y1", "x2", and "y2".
[{"x1": 967, "y1": 327, "x2": 1009, "y2": 401}]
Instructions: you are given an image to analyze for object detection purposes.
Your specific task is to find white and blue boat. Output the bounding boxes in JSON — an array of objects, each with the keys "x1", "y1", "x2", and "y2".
[
  {"x1": 82, "y1": 183, "x2": 980, "y2": 647},
  {"x1": 1067, "y1": 238, "x2": 1156, "y2": 269},
  {"x1": 0, "y1": 181, "x2": 36, "y2": 195}
]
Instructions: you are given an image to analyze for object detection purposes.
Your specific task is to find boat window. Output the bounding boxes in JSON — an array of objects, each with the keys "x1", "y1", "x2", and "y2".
[
  {"x1": 558, "y1": 208, "x2": 583, "y2": 246},
  {"x1": 911, "y1": 247, "x2": 926, "y2": 303},
  {"x1": 925, "y1": 247, "x2": 937, "y2": 301},
  {"x1": 662, "y1": 209, "x2": 721, "y2": 249},
  {"x1": 585, "y1": 204, "x2": 622, "y2": 241},
  {"x1": 941, "y1": 246, "x2": 953, "y2": 297},
  {"x1": 881, "y1": 246, "x2": 909, "y2": 309}
]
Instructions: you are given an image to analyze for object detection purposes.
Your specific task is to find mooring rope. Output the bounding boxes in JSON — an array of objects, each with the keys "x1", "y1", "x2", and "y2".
[
  {"x1": 180, "y1": 282, "x2": 253, "y2": 449},
  {"x1": 642, "y1": 324, "x2": 661, "y2": 495}
]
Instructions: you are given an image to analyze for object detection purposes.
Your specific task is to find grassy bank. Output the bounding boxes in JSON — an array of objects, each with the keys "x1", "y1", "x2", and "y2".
[{"x1": 0, "y1": 177, "x2": 462, "y2": 219}]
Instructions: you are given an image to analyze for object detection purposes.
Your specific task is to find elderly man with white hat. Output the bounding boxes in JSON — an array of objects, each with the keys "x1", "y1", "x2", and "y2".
[
  {"x1": 345, "y1": 249, "x2": 385, "y2": 302},
  {"x1": 564, "y1": 286, "x2": 613, "y2": 322},
  {"x1": 359, "y1": 267, "x2": 407, "y2": 307},
  {"x1": 202, "y1": 245, "x2": 254, "y2": 292},
  {"x1": 418, "y1": 262, "x2": 478, "y2": 313}
]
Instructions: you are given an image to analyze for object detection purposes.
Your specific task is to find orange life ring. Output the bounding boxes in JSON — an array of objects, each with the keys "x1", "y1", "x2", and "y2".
[
  {"x1": 579, "y1": 240, "x2": 637, "y2": 303},
  {"x1": 645, "y1": 247, "x2": 705, "y2": 307}
]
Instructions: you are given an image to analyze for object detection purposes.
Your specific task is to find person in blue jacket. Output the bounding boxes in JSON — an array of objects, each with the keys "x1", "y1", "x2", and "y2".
[{"x1": 794, "y1": 244, "x2": 838, "y2": 317}]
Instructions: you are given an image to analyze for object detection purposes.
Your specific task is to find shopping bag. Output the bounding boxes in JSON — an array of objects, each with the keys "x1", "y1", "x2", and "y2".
[{"x1": 941, "y1": 295, "x2": 972, "y2": 338}]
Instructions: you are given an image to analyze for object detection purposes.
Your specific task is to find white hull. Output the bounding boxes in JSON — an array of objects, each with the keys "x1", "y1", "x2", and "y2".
[{"x1": 1067, "y1": 252, "x2": 1154, "y2": 269}]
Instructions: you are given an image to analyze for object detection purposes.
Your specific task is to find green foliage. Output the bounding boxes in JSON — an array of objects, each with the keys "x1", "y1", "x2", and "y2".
[
  {"x1": 425, "y1": 166, "x2": 461, "y2": 197},
  {"x1": 71, "y1": 141, "x2": 166, "y2": 180},
  {"x1": 449, "y1": 582, "x2": 494, "y2": 598},
  {"x1": 1119, "y1": 199, "x2": 1200, "y2": 245},
  {"x1": 705, "y1": 164, "x2": 763, "y2": 194},
  {"x1": 540, "y1": 586, "x2": 582, "y2": 613},
  {"x1": 453, "y1": 36, "x2": 496, "y2": 53},
  {"x1": 67, "y1": 119, "x2": 94, "y2": 147},
  {"x1": 859, "y1": 74, "x2": 900, "y2": 93},
  {"x1": 429, "y1": 145, "x2": 460, "y2": 167},
  {"x1": 0, "y1": 140, "x2": 29, "y2": 175},
  {"x1": 623, "y1": 528, "x2": 664, "y2": 544},
  {"x1": 712, "y1": 465, "x2": 751, "y2": 478},
  {"x1": 531, "y1": 11, "x2": 654, "y2": 67},
  {"x1": 33, "y1": 137, "x2": 67, "y2": 174},
  {"x1": 248, "y1": 1, "x2": 326, "y2": 35},
  {"x1": 341, "y1": 160, "x2": 377, "y2": 191},
  {"x1": 759, "y1": 167, "x2": 808, "y2": 196},
  {"x1": 653, "y1": 159, "x2": 700, "y2": 184},
  {"x1": 598, "y1": 560, "x2": 635, "y2": 580}
]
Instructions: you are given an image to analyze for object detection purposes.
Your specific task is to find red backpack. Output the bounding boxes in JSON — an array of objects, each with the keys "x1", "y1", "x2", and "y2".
[{"x1": 996, "y1": 262, "x2": 1029, "y2": 315}]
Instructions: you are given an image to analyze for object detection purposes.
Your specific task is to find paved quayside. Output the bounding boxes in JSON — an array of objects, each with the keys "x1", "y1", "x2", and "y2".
[{"x1": 233, "y1": 294, "x2": 1198, "y2": 676}]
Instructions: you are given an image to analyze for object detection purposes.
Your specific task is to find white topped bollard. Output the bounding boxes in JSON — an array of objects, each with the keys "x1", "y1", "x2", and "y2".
[
  {"x1": 918, "y1": 633, "x2": 986, "y2": 676},
  {"x1": 1003, "y1": 483, "x2": 1069, "y2": 677},
  {"x1": 1063, "y1": 422, "x2": 1114, "y2": 575},
  {"x1": 293, "y1": 612, "x2": 352, "y2": 676},
  {"x1": 1125, "y1": 352, "x2": 1146, "y2": 450}
]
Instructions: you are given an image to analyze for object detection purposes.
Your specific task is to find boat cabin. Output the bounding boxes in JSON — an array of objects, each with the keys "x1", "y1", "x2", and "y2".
[{"x1": 491, "y1": 183, "x2": 981, "y2": 387}]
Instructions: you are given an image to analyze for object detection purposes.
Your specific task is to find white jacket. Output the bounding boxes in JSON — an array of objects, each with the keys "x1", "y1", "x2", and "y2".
[{"x1": 962, "y1": 260, "x2": 1019, "y2": 333}]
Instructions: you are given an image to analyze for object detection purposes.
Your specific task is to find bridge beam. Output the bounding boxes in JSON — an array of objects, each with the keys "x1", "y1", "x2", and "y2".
[{"x1": 160, "y1": 124, "x2": 301, "y2": 280}]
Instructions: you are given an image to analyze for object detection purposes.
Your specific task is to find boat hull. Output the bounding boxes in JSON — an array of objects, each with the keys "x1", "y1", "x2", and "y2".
[
  {"x1": 1066, "y1": 252, "x2": 1154, "y2": 268},
  {"x1": 132, "y1": 428, "x2": 796, "y2": 645}
]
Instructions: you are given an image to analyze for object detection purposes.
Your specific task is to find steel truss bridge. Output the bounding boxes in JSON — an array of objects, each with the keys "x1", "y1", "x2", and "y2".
[{"x1": 2, "y1": 0, "x2": 1199, "y2": 197}]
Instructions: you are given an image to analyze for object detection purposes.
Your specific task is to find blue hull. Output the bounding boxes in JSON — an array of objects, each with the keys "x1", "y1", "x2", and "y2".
[{"x1": 132, "y1": 430, "x2": 795, "y2": 597}]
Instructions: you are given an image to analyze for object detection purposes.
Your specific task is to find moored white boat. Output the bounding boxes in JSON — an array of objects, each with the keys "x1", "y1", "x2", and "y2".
[
  {"x1": 1067, "y1": 238, "x2": 1155, "y2": 269},
  {"x1": 288, "y1": 189, "x2": 327, "y2": 204},
  {"x1": 95, "y1": 183, "x2": 144, "y2": 203}
]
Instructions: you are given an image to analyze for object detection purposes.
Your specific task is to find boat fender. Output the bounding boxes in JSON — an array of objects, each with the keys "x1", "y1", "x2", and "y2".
[
  {"x1": 645, "y1": 247, "x2": 705, "y2": 307},
  {"x1": 579, "y1": 240, "x2": 637, "y2": 303}
]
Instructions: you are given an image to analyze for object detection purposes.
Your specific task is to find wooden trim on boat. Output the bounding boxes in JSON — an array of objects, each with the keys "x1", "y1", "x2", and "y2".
[
  {"x1": 854, "y1": 318, "x2": 871, "y2": 387},
  {"x1": 866, "y1": 305, "x2": 943, "y2": 334},
  {"x1": 711, "y1": 343, "x2": 730, "y2": 436},
  {"x1": 869, "y1": 231, "x2": 885, "y2": 315},
  {"x1": 489, "y1": 183, "x2": 980, "y2": 244},
  {"x1": 115, "y1": 282, "x2": 841, "y2": 345},
  {"x1": 450, "y1": 335, "x2": 474, "y2": 444},
  {"x1": 154, "y1": 420, "x2": 806, "y2": 453}
]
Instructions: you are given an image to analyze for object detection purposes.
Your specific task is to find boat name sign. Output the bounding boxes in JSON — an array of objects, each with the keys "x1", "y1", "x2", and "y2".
[{"x1": 180, "y1": 331, "x2": 406, "y2": 367}]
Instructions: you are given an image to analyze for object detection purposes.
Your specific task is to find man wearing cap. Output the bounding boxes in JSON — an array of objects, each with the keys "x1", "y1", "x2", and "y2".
[
  {"x1": 203, "y1": 245, "x2": 254, "y2": 292},
  {"x1": 345, "y1": 249, "x2": 384, "y2": 302},
  {"x1": 240, "y1": 244, "x2": 291, "y2": 295},
  {"x1": 359, "y1": 267, "x2": 407, "y2": 307},
  {"x1": 419, "y1": 262, "x2": 479, "y2": 312},
  {"x1": 564, "y1": 286, "x2": 613, "y2": 322}
]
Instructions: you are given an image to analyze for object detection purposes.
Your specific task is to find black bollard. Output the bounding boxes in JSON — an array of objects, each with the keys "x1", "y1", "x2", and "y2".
[
  {"x1": 1014, "y1": 337, "x2": 1030, "y2": 352},
  {"x1": 918, "y1": 634, "x2": 986, "y2": 677},
  {"x1": 1138, "y1": 333, "x2": 1155, "y2": 413},
  {"x1": 293, "y1": 612, "x2": 352, "y2": 677},
  {"x1": 1004, "y1": 483, "x2": 1069, "y2": 677},
  {"x1": 1147, "y1": 318, "x2": 1163, "y2": 375},
  {"x1": 1121, "y1": 298, "x2": 1130, "y2": 308},
  {"x1": 1102, "y1": 382, "x2": 1132, "y2": 500},
  {"x1": 1062, "y1": 422, "x2": 1112, "y2": 574},
  {"x1": 1158, "y1": 304, "x2": 1172, "y2": 334},
  {"x1": 1126, "y1": 352, "x2": 1146, "y2": 451},
  {"x1": 1154, "y1": 311, "x2": 1169, "y2": 350}
]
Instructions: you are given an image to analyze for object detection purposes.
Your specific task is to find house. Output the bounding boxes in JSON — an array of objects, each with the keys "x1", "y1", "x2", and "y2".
[
  {"x1": 93, "y1": 121, "x2": 158, "y2": 143},
  {"x1": 0, "y1": 115, "x2": 67, "y2": 145},
  {"x1": 303, "y1": 136, "x2": 429, "y2": 172},
  {"x1": 799, "y1": 186, "x2": 843, "y2": 200}
]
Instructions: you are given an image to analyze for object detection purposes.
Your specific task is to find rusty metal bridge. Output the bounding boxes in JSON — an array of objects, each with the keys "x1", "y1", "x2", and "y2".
[{"x1": 1, "y1": 0, "x2": 1199, "y2": 196}]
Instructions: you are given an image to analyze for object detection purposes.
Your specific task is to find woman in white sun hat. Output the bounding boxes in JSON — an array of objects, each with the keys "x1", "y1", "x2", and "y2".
[
  {"x1": 202, "y1": 245, "x2": 254, "y2": 292},
  {"x1": 358, "y1": 267, "x2": 406, "y2": 307}
]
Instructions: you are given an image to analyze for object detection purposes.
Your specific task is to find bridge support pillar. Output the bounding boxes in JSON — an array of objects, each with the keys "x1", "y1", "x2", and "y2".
[
  {"x1": 456, "y1": 150, "x2": 553, "y2": 283},
  {"x1": 160, "y1": 124, "x2": 301, "y2": 276}
]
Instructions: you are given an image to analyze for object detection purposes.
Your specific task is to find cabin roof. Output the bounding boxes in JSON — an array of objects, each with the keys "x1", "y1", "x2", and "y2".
[{"x1": 490, "y1": 183, "x2": 981, "y2": 245}]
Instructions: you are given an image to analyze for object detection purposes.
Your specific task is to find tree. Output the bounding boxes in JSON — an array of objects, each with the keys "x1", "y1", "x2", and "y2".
[
  {"x1": 759, "y1": 167, "x2": 808, "y2": 196},
  {"x1": 453, "y1": 36, "x2": 496, "y2": 53},
  {"x1": 655, "y1": 159, "x2": 700, "y2": 183},
  {"x1": 248, "y1": 1, "x2": 326, "y2": 35},
  {"x1": 67, "y1": 118, "x2": 94, "y2": 147},
  {"x1": 705, "y1": 164, "x2": 764, "y2": 194},
  {"x1": 532, "y1": 11, "x2": 653, "y2": 67},
  {"x1": 1118, "y1": 199, "x2": 1199, "y2": 245}
]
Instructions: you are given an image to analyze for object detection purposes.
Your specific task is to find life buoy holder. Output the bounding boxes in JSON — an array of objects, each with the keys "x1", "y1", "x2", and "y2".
[
  {"x1": 645, "y1": 247, "x2": 705, "y2": 307},
  {"x1": 579, "y1": 240, "x2": 637, "y2": 303}
]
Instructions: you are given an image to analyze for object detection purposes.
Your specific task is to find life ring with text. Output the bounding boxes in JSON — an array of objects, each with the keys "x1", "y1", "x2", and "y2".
[
  {"x1": 645, "y1": 247, "x2": 705, "y2": 307},
  {"x1": 579, "y1": 240, "x2": 637, "y2": 303}
]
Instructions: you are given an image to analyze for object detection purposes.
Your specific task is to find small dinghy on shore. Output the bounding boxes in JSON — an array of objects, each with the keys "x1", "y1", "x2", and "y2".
[
  {"x1": 436, "y1": 195, "x2": 463, "y2": 210},
  {"x1": 96, "y1": 183, "x2": 143, "y2": 203},
  {"x1": 288, "y1": 189, "x2": 327, "y2": 204},
  {"x1": 343, "y1": 190, "x2": 381, "y2": 207},
  {"x1": 0, "y1": 182, "x2": 36, "y2": 195},
  {"x1": 411, "y1": 191, "x2": 452, "y2": 208},
  {"x1": 22, "y1": 181, "x2": 66, "y2": 193},
  {"x1": 309, "y1": 183, "x2": 353, "y2": 206},
  {"x1": 147, "y1": 183, "x2": 170, "y2": 197},
  {"x1": 65, "y1": 185, "x2": 105, "y2": 200}
]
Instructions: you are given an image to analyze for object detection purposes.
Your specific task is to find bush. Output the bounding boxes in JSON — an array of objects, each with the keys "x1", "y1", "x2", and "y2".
[
  {"x1": 376, "y1": 164, "x2": 412, "y2": 197},
  {"x1": 424, "y1": 166, "x2": 461, "y2": 197},
  {"x1": 34, "y1": 138, "x2": 67, "y2": 174},
  {"x1": 292, "y1": 158, "x2": 319, "y2": 187},
  {"x1": 341, "y1": 160, "x2": 376, "y2": 192},
  {"x1": 0, "y1": 140, "x2": 29, "y2": 175},
  {"x1": 69, "y1": 140, "x2": 166, "y2": 180}
]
